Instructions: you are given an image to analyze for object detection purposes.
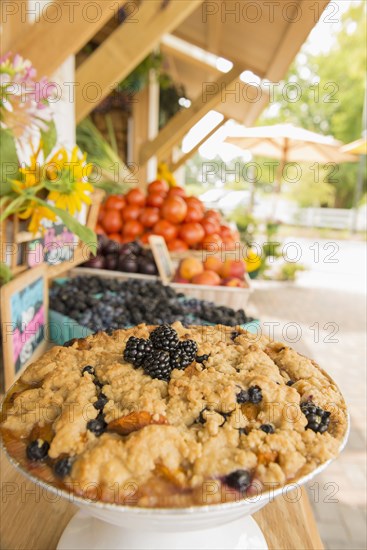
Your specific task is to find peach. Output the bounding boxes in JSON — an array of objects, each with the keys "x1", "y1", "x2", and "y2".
[
  {"x1": 191, "y1": 270, "x2": 221, "y2": 286},
  {"x1": 179, "y1": 257, "x2": 204, "y2": 280},
  {"x1": 221, "y1": 277, "x2": 247, "y2": 288},
  {"x1": 219, "y1": 259, "x2": 245, "y2": 279},
  {"x1": 173, "y1": 274, "x2": 190, "y2": 284},
  {"x1": 203, "y1": 256, "x2": 223, "y2": 274}
]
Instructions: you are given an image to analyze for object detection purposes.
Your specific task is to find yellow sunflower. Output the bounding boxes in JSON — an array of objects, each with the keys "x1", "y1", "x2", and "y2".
[
  {"x1": 18, "y1": 202, "x2": 57, "y2": 234},
  {"x1": 12, "y1": 143, "x2": 43, "y2": 194},
  {"x1": 46, "y1": 146, "x2": 94, "y2": 215}
]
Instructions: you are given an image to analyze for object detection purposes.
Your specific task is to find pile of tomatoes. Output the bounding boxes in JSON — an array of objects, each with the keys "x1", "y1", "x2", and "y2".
[{"x1": 97, "y1": 180, "x2": 239, "y2": 252}]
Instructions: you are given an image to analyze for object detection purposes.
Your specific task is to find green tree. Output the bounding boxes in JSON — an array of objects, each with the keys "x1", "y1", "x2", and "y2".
[{"x1": 259, "y1": 1, "x2": 366, "y2": 208}]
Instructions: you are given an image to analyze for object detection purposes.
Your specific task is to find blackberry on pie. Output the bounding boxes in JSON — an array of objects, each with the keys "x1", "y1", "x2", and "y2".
[
  {"x1": 143, "y1": 349, "x2": 172, "y2": 380},
  {"x1": 149, "y1": 325, "x2": 179, "y2": 351},
  {"x1": 123, "y1": 337, "x2": 153, "y2": 367}
]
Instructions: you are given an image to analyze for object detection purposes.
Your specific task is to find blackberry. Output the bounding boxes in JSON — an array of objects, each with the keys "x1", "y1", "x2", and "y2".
[
  {"x1": 93, "y1": 393, "x2": 108, "y2": 411},
  {"x1": 26, "y1": 439, "x2": 50, "y2": 461},
  {"x1": 196, "y1": 354, "x2": 210, "y2": 364},
  {"x1": 123, "y1": 337, "x2": 153, "y2": 367},
  {"x1": 143, "y1": 350, "x2": 172, "y2": 381},
  {"x1": 260, "y1": 424, "x2": 275, "y2": 434},
  {"x1": 149, "y1": 325, "x2": 179, "y2": 351},
  {"x1": 82, "y1": 365, "x2": 94, "y2": 375},
  {"x1": 87, "y1": 413, "x2": 107, "y2": 437},
  {"x1": 301, "y1": 401, "x2": 330, "y2": 433},
  {"x1": 236, "y1": 386, "x2": 262, "y2": 405},
  {"x1": 170, "y1": 340, "x2": 198, "y2": 370},
  {"x1": 224, "y1": 470, "x2": 251, "y2": 493},
  {"x1": 54, "y1": 456, "x2": 73, "y2": 478}
]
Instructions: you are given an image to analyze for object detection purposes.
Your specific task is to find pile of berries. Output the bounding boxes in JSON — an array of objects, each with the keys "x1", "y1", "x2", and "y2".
[
  {"x1": 50, "y1": 277, "x2": 254, "y2": 333},
  {"x1": 124, "y1": 325, "x2": 198, "y2": 381}
]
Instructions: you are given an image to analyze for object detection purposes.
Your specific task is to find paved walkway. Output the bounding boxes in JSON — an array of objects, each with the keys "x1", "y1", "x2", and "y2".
[{"x1": 249, "y1": 279, "x2": 366, "y2": 550}]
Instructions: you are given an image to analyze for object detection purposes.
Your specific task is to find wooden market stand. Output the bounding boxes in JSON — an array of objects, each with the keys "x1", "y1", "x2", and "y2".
[{"x1": 1, "y1": 1, "x2": 331, "y2": 548}]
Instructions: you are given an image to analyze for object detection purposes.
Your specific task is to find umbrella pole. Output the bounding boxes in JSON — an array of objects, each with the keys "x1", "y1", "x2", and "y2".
[
  {"x1": 352, "y1": 90, "x2": 366, "y2": 233},
  {"x1": 271, "y1": 140, "x2": 288, "y2": 220}
]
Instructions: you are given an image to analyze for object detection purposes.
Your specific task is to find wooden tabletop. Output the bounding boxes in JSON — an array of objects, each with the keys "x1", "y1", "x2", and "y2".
[{"x1": 0, "y1": 451, "x2": 323, "y2": 550}]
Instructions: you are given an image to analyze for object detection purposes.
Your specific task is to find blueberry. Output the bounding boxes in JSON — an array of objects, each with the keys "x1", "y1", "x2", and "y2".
[
  {"x1": 196, "y1": 354, "x2": 210, "y2": 363},
  {"x1": 93, "y1": 393, "x2": 108, "y2": 410},
  {"x1": 286, "y1": 380, "x2": 294, "y2": 386},
  {"x1": 236, "y1": 390, "x2": 249, "y2": 404},
  {"x1": 87, "y1": 413, "x2": 107, "y2": 437},
  {"x1": 236, "y1": 386, "x2": 262, "y2": 404},
  {"x1": 26, "y1": 439, "x2": 50, "y2": 461},
  {"x1": 224, "y1": 470, "x2": 251, "y2": 492},
  {"x1": 260, "y1": 424, "x2": 275, "y2": 434},
  {"x1": 54, "y1": 456, "x2": 73, "y2": 477}
]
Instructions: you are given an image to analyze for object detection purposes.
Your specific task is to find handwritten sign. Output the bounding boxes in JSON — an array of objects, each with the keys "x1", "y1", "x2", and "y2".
[
  {"x1": 0, "y1": 264, "x2": 48, "y2": 390},
  {"x1": 148, "y1": 235, "x2": 174, "y2": 285}
]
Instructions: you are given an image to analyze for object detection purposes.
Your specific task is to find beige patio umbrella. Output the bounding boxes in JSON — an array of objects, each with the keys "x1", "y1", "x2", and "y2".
[
  {"x1": 226, "y1": 123, "x2": 356, "y2": 216},
  {"x1": 341, "y1": 137, "x2": 367, "y2": 155}
]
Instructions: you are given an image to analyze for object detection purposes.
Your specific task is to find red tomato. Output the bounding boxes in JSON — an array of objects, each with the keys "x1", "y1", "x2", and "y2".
[
  {"x1": 167, "y1": 186, "x2": 186, "y2": 198},
  {"x1": 222, "y1": 237, "x2": 237, "y2": 251},
  {"x1": 220, "y1": 225, "x2": 233, "y2": 239},
  {"x1": 102, "y1": 209, "x2": 123, "y2": 233},
  {"x1": 146, "y1": 192, "x2": 165, "y2": 208},
  {"x1": 167, "y1": 239, "x2": 189, "y2": 252},
  {"x1": 125, "y1": 188, "x2": 146, "y2": 206},
  {"x1": 201, "y1": 233, "x2": 223, "y2": 251},
  {"x1": 139, "y1": 232, "x2": 152, "y2": 245},
  {"x1": 179, "y1": 223, "x2": 205, "y2": 246},
  {"x1": 105, "y1": 195, "x2": 126, "y2": 211},
  {"x1": 204, "y1": 209, "x2": 221, "y2": 222},
  {"x1": 161, "y1": 196, "x2": 188, "y2": 224},
  {"x1": 108, "y1": 233, "x2": 123, "y2": 243},
  {"x1": 121, "y1": 205, "x2": 142, "y2": 221},
  {"x1": 201, "y1": 218, "x2": 219, "y2": 235},
  {"x1": 96, "y1": 223, "x2": 105, "y2": 235},
  {"x1": 148, "y1": 180, "x2": 169, "y2": 195},
  {"x1": 152, "y1": 220, "x2": 178, "y2": 242},
  {"x1": 184, "y1": 204, "x2": 204, "y2": 223},
  {"x1": 139, "y1": 207, "x2": 160, "y2": 228},
  {"x1": 185, "y1": 196, "x2": 204, "y2": 211},
  {"x1": 123, "y1": 220, "x2": 144, "y2": 238}
]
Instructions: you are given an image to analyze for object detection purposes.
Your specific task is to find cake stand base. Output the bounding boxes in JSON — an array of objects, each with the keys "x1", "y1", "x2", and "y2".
[{"x1": 57, "y1": 510, "x2": 268, "y2": 550}]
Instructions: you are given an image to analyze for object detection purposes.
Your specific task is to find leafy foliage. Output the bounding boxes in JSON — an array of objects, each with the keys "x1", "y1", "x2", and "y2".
[{"x1": 259, "y1": 2, "x2": 366, "y2": 208}]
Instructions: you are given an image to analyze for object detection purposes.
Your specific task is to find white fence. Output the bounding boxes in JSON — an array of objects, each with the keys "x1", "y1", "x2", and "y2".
[{"x1": 292, "y1": 207, "x2": 366, "y2": 231}]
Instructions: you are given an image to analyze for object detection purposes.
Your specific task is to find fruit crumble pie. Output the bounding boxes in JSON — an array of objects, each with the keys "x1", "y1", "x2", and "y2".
[{"x1": 0, "y1": 323, "x2": 347, "y2": 507}]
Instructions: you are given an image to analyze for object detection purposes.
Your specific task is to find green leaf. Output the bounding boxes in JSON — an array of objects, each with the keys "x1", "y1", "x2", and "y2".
[
  {"x1": 0, "y1": 128, "x2": 20, "y2": 195},
  {"x1": 34, "y1": 198, "x2": 97, "y2": 255},
  {"x1": 41, "y1": 119, "x2": 57, "y2": 158},
  {"x1": 0, "y1": 262, "x2": 13, "y2": 286}
]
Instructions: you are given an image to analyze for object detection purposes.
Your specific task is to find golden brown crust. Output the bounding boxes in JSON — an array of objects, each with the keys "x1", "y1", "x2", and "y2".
[{"x1": 1, "y1": 323, "x2": 347, "y2": 507}]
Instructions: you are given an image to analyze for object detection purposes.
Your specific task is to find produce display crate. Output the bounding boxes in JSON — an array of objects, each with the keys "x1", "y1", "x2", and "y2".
[{"x1": 71, "y1": 268, "x2": 252, "y2": 309}]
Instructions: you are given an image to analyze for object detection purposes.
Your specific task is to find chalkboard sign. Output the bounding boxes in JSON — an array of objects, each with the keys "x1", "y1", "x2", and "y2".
[
  {"x1": 148, "y1": 235, "x2": 174, "y2": 285},
  {"x1": 1, "y1": 264, "x2": 48, "y2": 389}
]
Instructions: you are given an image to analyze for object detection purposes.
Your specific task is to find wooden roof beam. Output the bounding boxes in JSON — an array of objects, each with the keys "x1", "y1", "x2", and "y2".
[
  {"x1": 139, "y1": 64, "x2": 243, "y2": 165},
  {"x1": 7, "y1": 0, "x2": 125, "y2": 76},
  {"x1": 75, "y1": 0, "x2": 203, "y2": 123}
]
